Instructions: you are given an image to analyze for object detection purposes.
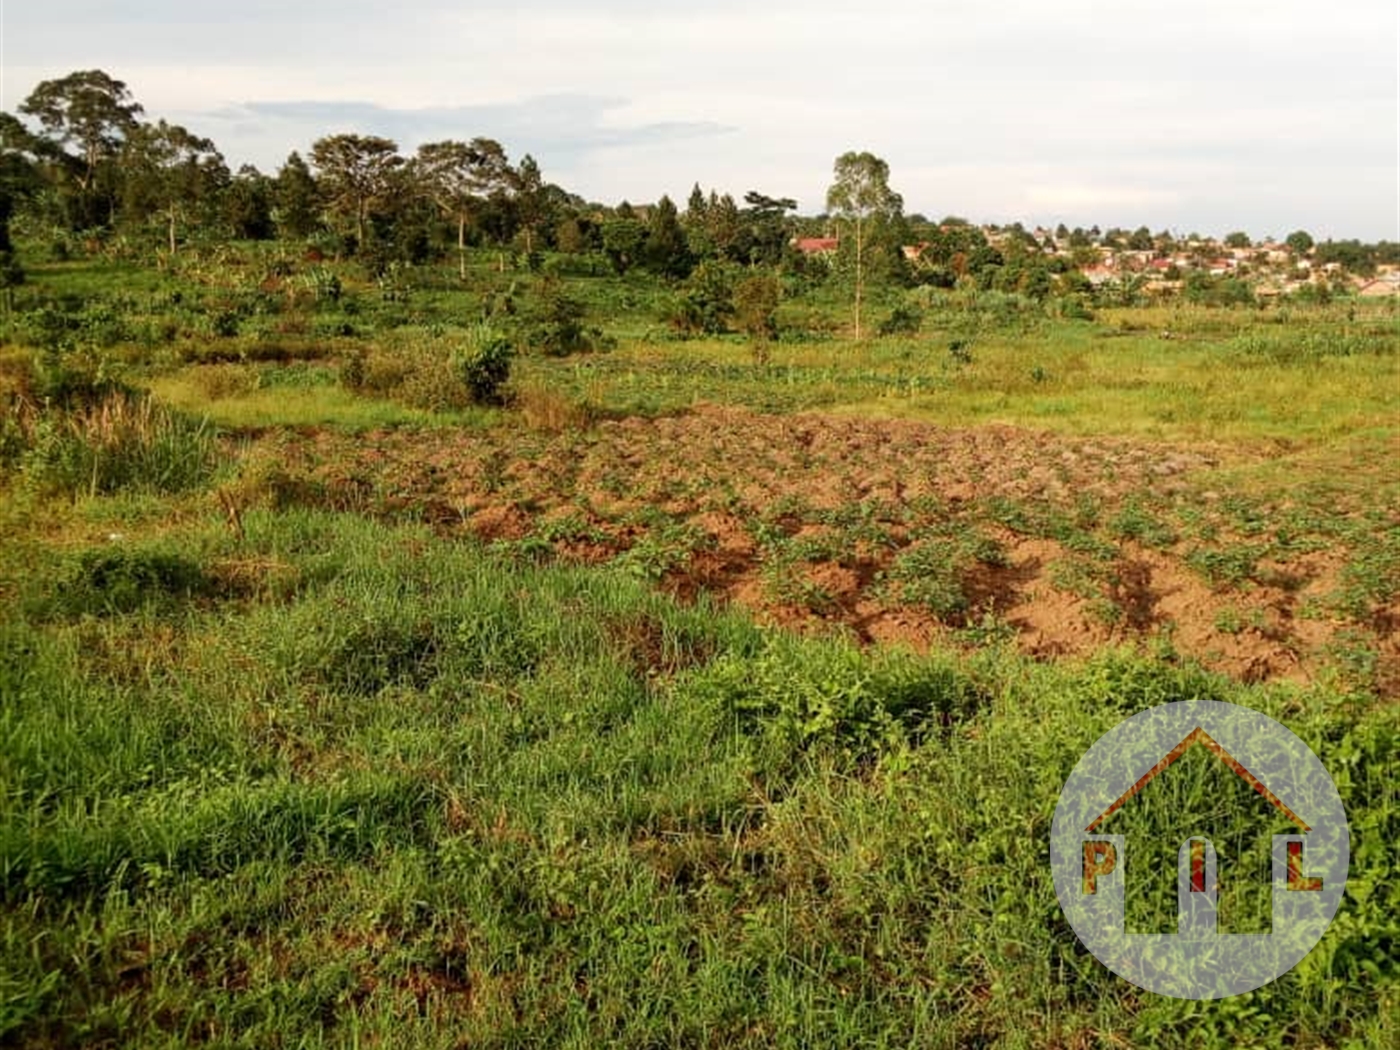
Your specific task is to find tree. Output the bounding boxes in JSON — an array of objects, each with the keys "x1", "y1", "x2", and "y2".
[
  {"x1": 706, "y1": 192, "x2": 743, "y2": 262},
  {"x1": 742, "y1": 190, "x2": 797, "y2": 266},
  {"x1": 20, "y1": 69, "x2": 144, "y2": 229},
  {"x1": 511, "y1": 154, "x2": 550, "y2": 255},
  {"x1": 1224, "y1": 231, "x2": 1252, "y2": 249},
  {"x1": 0, "y1": 113, "x2": 38, "y2": 308},
  {"x1": 685, "y1": 183, "x2": 708, "y2": 225},
  {"x1": 274, "y1": 152, "x2": 320, "y2": 240},
  {"x1": 309, "y1": 134, "x2": 402, "y2": 251},
  {"x1": 120, "y1": 119, "x2": 228, "y2": 254},
  {"x1": 601, "y1": 215, "x2": 646, "y2": 274},
  {"x1": 414, "y1": 138, "x2": 509, "y2": 278},
  {"x1": 645, "y1": 194, "x2": 693, "y2": 278},
  {"x1": 1285, "y1": 230, "x2": 1314, "y2": 255},
  {"x1": 734, "y1": 273, "x2": 780, "y2": 345},
  {"x1": 826, "y1": 151, "x2": 902, "y2": 340},
  {"x1": 1128, "y1": 226, "x2": 1154, "y2": 251},
  {"x1": 223, "y1": 165, "x2": 275, "y2": 240}
]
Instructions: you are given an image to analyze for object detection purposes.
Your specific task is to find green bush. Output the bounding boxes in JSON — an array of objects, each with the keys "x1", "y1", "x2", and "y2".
[
  {"x1": 877, "y1": 303, "x2": 923, "y2": 336},
  {"x1": 454, "y1": 324, "x2": 513, "y2": 404}
]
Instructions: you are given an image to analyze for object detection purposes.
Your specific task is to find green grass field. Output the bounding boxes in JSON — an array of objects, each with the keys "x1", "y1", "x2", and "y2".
[{"x1": 0, "y1": 247, "x2": 1396, "y2": 1048}]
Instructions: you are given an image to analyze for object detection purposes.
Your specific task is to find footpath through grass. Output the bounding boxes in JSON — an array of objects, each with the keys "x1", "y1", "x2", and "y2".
[{"x1": 0, "y1": 508, "x2": 1396, "y2": 1048}]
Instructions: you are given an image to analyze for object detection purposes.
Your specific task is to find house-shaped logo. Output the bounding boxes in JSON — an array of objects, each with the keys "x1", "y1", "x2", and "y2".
[
  {"x1": 1082, "y1": 726, "x2": 1322, "y2": 935},
  {"x1": 1051, "y1": 701, "x2": 1349, "y2": 999}
]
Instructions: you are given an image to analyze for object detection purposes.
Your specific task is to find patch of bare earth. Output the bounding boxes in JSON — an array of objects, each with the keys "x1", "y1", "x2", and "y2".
[{"x1": 234, "y1": 405, "x2": 1398, "y2": 695}]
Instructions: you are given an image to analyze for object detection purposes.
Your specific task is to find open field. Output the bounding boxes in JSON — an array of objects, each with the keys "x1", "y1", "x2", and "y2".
[{"x1": 1, "y1": 250, "x2": 1397, "y2": 1047}]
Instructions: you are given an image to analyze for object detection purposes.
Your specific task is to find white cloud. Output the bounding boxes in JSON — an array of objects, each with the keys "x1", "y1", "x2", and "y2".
[{"x1": 4, "y1": 0, "x2": 1396, "y2": 237}]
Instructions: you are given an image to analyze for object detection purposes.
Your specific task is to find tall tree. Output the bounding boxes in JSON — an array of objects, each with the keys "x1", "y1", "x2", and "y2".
[
  {"x1": 223, "y1": 164, "x2": 275, "y2": 240},
  {"x1": 120, "y1": 119, "x2": 227, "y2": 254},
  {"x1": 645, "y1": 194, "x2": 693, "y2": 278},
  {"x1": 413, "y1": 137, "x2": 509, "y2": 277},
  {"x1": 685, "y1": 183, "x2": 708, "y2": 225},
  {"x1": 511, "y1": 154, "x2": 550, "y2": 255},
  {"x1": 273, "y1": 152, "x2": 320, "y2": 240},
  {"x1": 0, "y1": 113, "x2": 40, "y2": 301},
  {"x1": 826, "y1": 151, "x2": 902, "y2": 340},
  {"x1": 20, "y1": 69, "x2": 143, "y2": 229},
  {"x1": 706, "y1": 192, "x2": 742, "y2": 262},
  {"x1": 309, "y1": 134, "x2": 402, "y2": 251},
  {"x1": 742, "y1": 190, "x2": 797, "y2": 266}
]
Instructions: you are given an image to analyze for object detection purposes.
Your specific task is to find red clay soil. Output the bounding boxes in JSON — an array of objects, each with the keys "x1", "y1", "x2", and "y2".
[{"x1": 233, "y1": 405, "x2": 1399, "y2": 695}]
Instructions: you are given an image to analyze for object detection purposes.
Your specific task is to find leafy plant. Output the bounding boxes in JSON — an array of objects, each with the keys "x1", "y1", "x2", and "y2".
[{"x1": 454, "y1": 324, "x2": 513, "y2": 404}]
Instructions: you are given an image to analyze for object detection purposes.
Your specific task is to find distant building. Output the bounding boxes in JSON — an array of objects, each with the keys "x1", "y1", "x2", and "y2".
[
  {"x1": 1356, "y1": 275, "x2": 1400, "y2": 297},
  {"x1": 793, "y1": 237, "x2": 839, "y2": 255}
]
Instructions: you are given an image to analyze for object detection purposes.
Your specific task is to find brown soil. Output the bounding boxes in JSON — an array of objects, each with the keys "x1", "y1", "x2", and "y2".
[{"x1": 231, "y1": 405, "x2": 1399, "y2": 695}]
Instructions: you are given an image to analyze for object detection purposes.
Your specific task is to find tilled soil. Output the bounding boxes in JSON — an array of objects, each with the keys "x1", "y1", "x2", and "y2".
[{"x1": 234, "y1": 405, "x2": 1399, "y2": 694}]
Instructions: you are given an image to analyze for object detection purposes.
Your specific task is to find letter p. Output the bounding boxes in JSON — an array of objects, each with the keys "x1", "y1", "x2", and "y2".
[{"x1": 1083, "y1": 840, "x2": 1117, "y2": 894}]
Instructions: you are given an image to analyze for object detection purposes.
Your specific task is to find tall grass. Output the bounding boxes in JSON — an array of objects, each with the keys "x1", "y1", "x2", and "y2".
[{"x1": 13, "y1": 391, "x2": 221, "y2": 497}]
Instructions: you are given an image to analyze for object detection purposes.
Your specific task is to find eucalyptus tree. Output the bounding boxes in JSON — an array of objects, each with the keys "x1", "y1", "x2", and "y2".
[
  {"x1": 413, "y1": 137, "x2": 509, "y2": 277},
  {"x1": 826, "y1": 151, "x2": 902, "y2": 339},
  {"x1": 309, "y1": 134, "x2": 403, "y2": 251},
  {"x1": 19, "y1": 69, "x2": 143, "y2": 229}
]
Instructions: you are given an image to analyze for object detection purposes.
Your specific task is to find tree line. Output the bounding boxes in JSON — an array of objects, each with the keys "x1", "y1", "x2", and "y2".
[{"x1": 2, "y1": 69, "x2": 1396, "y2": 330}]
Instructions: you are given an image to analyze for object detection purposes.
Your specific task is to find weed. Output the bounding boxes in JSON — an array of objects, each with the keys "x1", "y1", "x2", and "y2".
[
  {"x1": 1110, "y1": 497, "x2": 1177, "y2": 547},
  {"x1": 1186, "y1": 543, "x2": 1263, "y2": 589}
]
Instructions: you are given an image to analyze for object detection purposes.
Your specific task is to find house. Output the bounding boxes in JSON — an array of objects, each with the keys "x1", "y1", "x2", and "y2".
[
  {"x1": 792, "y1": 237, "x2": 839, "y2": 256},
  {"x1": 1356, "y1": 275, "x2": 1400, "y2": 297}
]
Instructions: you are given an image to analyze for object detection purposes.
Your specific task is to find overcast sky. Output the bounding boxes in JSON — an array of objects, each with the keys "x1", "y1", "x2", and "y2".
[{"x1": 4, "y1": 1, "x2": 1397, "y2": 239}]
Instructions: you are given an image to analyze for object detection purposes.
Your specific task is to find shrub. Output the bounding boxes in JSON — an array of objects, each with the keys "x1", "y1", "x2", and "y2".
[
  {"x1": 454, "y1": 324, "x2": 513, "y2": 404},
  {"x1": 525, "y1": 280, "x2": 591, "y2": 356},
  {"x1": 669, "y1": 260, "x2": 736, "y2": 335},
  {"x1": 877, "y1": 303, "x2": 923, "y2": 336},
  {"x1": 734, "y1": 274, "x2": 781, "y2": 344}
]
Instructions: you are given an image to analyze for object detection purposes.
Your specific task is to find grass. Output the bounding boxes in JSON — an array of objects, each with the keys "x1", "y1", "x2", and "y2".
[
  {"x1": 0, "y1": 509, "x2": 1395, "y2": 1048},
  {"x1": 0, "y1": 245, "x2": 1397, "y2": 1047},
  {"x1": 145, "y1": 372, "x2": 502, "y2": 431}
]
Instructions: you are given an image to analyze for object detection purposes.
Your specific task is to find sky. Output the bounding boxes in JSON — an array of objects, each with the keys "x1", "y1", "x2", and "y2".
[{"x1": 3, "y1": 1, "x2": 1397, "y2": 240}]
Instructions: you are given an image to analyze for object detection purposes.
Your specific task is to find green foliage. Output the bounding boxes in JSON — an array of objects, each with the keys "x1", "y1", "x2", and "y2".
[
  {"x1": 0, "y1": 504, "x2": 1394, "y2": 1048},
  {"x1": 877, "y1": 303, "x2": 922, "y2": 336},
  {"x1": 524, "y1": 278, "x2": 591, "y2": 356},
  {"x1": 602, "y1": 217, "x2": 646, "y2": 275},
  {"x1": 882, "y1": 529, "x2": 1005, "y2": 620},
  {"x1": 16, "y1": 390, "x2": 220, "y2": 497},
  {"x1": 48, "y1": 544, "x2": 213, "y2": 617},
  {"x1": 733, "y1": 273, "x2": 780, "y2": 343},
  {"x1": 454, "y1": 323, "x2": 513, "y2": 403},
  {"x1": 671, "y1": 259, "x2": 736, "y2": 335}
]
